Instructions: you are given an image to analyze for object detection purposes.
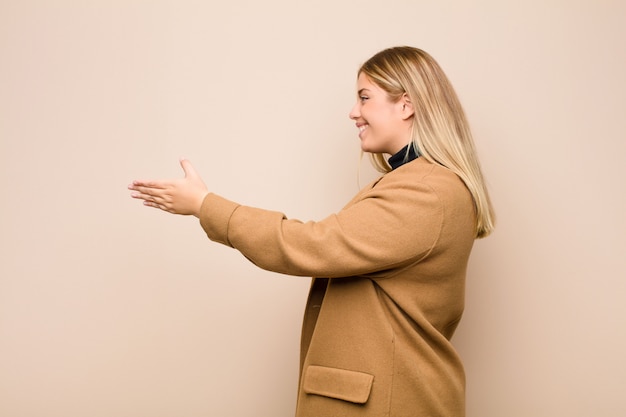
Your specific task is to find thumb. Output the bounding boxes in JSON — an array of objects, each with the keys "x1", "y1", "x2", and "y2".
[{"x1": 179, "y1": 157, "x2": 198, "y2": 179}]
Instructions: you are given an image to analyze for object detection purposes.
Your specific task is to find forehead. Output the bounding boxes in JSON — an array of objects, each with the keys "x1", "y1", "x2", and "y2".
[{"x1": 356, "y1": 73, "x2": 378, "y2": 90}]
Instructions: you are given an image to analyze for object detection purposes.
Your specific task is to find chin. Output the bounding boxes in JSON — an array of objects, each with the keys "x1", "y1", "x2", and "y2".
[{"x1": 360, "y1": 142, "x2": 378, "y2": 154}]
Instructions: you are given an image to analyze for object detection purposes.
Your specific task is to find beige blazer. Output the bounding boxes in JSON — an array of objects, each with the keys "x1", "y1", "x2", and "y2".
[{"x1": 199, "y1": 157, "x2": 476, "y2": 417}]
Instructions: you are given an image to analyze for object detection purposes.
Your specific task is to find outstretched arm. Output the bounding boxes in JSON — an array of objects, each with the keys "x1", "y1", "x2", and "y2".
[{"x1": 128, "y1": 158, "x2": 209, "y2": 217}]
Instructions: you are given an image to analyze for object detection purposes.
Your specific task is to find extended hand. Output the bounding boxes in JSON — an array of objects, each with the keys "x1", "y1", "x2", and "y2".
[{"x1": 129, "y1": 158, "x2": 209, "y2": 217}]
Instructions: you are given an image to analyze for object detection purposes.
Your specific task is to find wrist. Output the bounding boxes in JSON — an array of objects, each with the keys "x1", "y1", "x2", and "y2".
[{"x1": 193, "y1": 191, "x2": 209, "y2": 218}]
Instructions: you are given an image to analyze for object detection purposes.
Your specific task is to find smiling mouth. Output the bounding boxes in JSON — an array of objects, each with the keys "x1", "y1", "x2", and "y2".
[{"x1": 357, "y1": 124, "x2": 369, "y2": 134}]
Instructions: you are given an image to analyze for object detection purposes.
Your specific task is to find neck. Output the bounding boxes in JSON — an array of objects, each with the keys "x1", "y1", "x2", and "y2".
[{"x1": 388, "y1": 144, "x2": 420, "y2": 170}]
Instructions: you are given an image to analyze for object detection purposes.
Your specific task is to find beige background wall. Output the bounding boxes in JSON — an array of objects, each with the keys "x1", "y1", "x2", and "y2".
[{"x1": 1, "y1": 1, "x2": 625, "y2": 416}]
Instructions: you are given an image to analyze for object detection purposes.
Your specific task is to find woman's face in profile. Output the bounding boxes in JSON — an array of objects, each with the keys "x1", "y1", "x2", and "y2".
[{"x1": 349, "y1": 73, "x2": 412, "y2": 155}]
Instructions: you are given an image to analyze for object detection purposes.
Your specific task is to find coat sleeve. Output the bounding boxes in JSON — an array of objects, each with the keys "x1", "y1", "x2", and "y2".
[{"x1": 198, "y1": 172, "x2": 445, "y2": 278}]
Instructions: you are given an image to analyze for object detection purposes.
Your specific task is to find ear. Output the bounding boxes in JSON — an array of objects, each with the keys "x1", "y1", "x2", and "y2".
[{"x1": 399, "y1": 93, "x2": 414, "y2": 120}]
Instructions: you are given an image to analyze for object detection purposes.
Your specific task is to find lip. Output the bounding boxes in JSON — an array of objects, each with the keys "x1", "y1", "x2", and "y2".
[{"x1": 356, "y1": 123, "x2": 369, "y2": 137}]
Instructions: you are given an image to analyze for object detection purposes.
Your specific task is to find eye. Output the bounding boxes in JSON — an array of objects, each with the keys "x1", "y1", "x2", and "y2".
[{"x1": 359, "y1": 95, "x2": 369, "y2": 103}]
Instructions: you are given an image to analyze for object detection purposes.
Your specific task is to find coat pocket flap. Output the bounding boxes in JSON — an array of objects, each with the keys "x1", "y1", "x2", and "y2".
[{"x1": 303, "y1": 365, "x2": 374, "y2": 404}]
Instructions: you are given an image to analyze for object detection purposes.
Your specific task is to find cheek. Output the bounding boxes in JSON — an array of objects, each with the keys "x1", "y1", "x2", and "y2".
[
  {"x1": 367, "y1": 109, "x2": 392, "y2": 132},
  {"x1": 362, "y1": 105, "x2": 382, "y2": 125}
]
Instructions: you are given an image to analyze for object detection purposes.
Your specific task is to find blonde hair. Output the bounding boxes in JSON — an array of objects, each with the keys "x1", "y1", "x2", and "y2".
[{"x1": 360, "y1": 46, "x2": 495, "y2": 238}]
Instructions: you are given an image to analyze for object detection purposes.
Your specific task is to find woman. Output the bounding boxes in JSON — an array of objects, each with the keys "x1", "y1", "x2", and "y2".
[{"x1": 129, "y1": 46, "x2": 495, "y2": 417}]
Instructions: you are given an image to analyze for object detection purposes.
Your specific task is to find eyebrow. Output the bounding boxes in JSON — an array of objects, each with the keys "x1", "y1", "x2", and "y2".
[{"x1": 358, "y1": 88, "x2": 371, "y2": 95}]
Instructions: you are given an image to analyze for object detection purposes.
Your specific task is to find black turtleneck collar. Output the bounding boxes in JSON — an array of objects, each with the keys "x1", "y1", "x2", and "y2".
[{"x1": 388, "y1": 144, "x2": 420, "y2": 170}]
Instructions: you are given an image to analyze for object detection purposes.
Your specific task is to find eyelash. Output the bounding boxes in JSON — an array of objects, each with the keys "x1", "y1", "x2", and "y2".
[{"x1": 359, "y1": 96, "x2": 369, "y2": 103}]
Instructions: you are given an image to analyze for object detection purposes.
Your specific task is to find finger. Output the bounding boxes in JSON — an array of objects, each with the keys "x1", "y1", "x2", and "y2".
[
  {"x1": 130, "y1": 180, "x2": 167, "y2": 189},
  {"x1": 143, "y1": 199, "x2": 176, "y2": 213},
  {"x1": 130, "y1": 190, "x2": 156, "y2": 202},
  {"x1": 179, "y1": 157, "x2": 198, "y2": 179},
  {"x1": 130, "y1": 187, "x2": 169, "y2": 204},
  {"x1": 130, "y1": 185, "x2": 160, "y2": 197},
  {"x1": 128, "y1": 182, "x2": 171, "y2": 197},
  {"x1": 143, "y1": 200, "x2": 165, "y2": 210}
]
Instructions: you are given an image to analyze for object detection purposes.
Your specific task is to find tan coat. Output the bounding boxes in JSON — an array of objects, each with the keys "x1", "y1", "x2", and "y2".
[{"x1": 199, "y1": 157, "x2": 476, "y2": 416}]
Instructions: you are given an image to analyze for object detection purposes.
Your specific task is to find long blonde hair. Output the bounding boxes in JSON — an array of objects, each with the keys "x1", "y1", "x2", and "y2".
[{"x1": 360, "y1": 46, "x2": 495, "y2": 238}]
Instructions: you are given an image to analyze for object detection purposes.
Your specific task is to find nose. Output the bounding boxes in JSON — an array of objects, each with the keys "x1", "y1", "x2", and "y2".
[{"x1": 349, "y1": 101, "x2": 360, "y2": 120}]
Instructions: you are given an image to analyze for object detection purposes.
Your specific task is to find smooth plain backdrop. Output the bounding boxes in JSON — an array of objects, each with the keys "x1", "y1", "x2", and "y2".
[{"x1": 1, "y1": 1, "x2": 625, "y2": 416}]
